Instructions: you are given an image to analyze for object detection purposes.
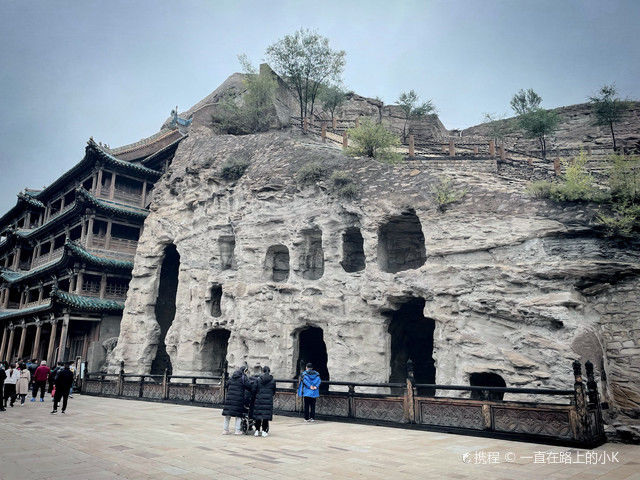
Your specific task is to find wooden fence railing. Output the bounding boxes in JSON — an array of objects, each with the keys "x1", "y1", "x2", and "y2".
[{"x1": 80, "y1": 360, "x2": 605, "y2": 448}]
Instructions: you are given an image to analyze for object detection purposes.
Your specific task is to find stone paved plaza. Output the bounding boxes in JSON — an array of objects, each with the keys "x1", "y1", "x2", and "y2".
[{"x1": 0, "y1": 395, "x2": 639, "y2": 480}]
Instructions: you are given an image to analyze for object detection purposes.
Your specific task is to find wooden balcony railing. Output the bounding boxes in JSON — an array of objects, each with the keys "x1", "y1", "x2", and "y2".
[{"x1": 31, "y1": 248, "x2": 64, "y2": 269}]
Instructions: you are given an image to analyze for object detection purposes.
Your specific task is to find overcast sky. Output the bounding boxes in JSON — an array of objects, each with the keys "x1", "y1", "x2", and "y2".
[{"x1": 1, "y1": 0, "x2": 638, "y2": 212}]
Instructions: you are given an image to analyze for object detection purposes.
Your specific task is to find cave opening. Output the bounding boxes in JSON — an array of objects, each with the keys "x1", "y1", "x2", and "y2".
[
  {"x1": 210, "y1": 284, "x2": 222, "y2": 317},
  {"x1": 202, "y1": 329, "x2": 231, "y2": 376},
  {"x1": 341, "y1": 227, "x2": 366, "y2": 273},
  {"x1": 150, "y1": 244, "x2": 180, "y2": 375},
  {"x1": 296, "y1": 326, "x2": 330, "y2": 393},
  {"x1": 377, "y1": 210, "x2": 426, "y2": 273},
  {"x1": 299, "y1": 227, "x2": 324, "y2": 280},
  {"x1": 470, "y1": 372, "x2": 506, "y2": 401},
  {"x1": 387, "y1": 297, "x2": 435, "y2": 396},
  {"x1": 264, "y1": 244, "x2": 290, "y2": 282}
]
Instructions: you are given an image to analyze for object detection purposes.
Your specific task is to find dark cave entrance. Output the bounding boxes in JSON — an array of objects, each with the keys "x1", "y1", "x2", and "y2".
[
  {"x1": 202, "y1": 329, "x2": 231, "y2": 377},
  {"x1": 470, "y1": 372, "x2": 506, "y2": 401},
  {"x1": 377, "y1": 210, "x2": 426, "y2": 273},
  {"x1": 151, "y1": 244, "x2": 180, "y2": 375},
  {"x1": 387, "y1": 297, "x2": 435, "y2": 396},
  {"x1": 341, "y1": 227, "x2": 366, "y2": 273},
  {"x1": 296, "y1": 326, "x2": 330, "y2": 393}
]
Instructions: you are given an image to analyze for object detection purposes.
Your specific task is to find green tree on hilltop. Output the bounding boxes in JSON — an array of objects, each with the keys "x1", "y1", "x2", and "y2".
[
  {"x1": 588, "y1": 84, "x2": 628, "y2": 152},
  {"x1": 510, "y1": 88, "x2": 559, "y2": 161},
  {"x1": 397, "y1": 90, "x2": 435, "y2": 142},
  {"x1": 266, "y1": 29, "x2": 346, "y2": 126}
]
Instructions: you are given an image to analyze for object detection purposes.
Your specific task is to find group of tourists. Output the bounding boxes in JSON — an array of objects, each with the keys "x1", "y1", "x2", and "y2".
[
  {"x1": 0, "y1": 358, "x2": 75, "y2": 414},
  {"x1": 221, "y1": 362, "x2": 321, "y2": 436}
]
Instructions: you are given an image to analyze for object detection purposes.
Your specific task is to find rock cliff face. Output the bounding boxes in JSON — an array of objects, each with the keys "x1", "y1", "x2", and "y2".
[{"x1": 110, "y1": 73, "x2": 640, "y2": 440}]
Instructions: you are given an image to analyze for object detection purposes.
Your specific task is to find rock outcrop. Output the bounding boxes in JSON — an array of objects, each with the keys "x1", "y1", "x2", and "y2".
[{"x1": 110, "y1": 70, "x2": 640, "y2": 440}]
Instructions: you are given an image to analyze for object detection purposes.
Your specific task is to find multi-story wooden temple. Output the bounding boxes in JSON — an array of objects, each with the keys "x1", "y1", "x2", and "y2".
[{"x1": 0, "y1": 120, "x2": 186, "y2": 371}]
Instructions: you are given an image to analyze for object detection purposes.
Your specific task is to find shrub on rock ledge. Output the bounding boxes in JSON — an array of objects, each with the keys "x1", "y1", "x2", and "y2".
[
  {"x1": 347, "y1": 118, "x2": 402, "y2": 163},
  {"x1": 431, "y1": 176, "x2": 468, "y2": 211},
  {"x1": 220, "y1": 157, "x2": 250, "y2": 181},
  {"x1": 296, "y1": 163, "x2": 328, "y2": 186},
  {"x1": 330, "y1": 171, "x2": 359, "y2": 199}
]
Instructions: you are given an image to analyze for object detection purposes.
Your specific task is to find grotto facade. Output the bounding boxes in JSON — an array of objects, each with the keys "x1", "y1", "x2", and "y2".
[{"x1": 107, "y1": 67, "x2": 640, "y2": 439}]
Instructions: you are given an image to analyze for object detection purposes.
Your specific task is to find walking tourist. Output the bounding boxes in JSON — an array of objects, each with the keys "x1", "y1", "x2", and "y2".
[
  {"x1": 3, "y1": 363, "x2": 19, "y2": 408},
  {"x1": 222, "y1": 366, "x2": 251, "y2": 435},
  {"x1": 16, "y1": 362, "x2": 31, "y2": 405},
  {"x1": 297, "y1": 363, "x2": 321, "y2": 422},
  {"x1": 31, "y1": 360, "x2": 50, "y2": 402},
  {"x1": 253, "y1": 366, "x2": 276, "y2": 437},
  {"x1": 27, "y1": 359, "x2": 38, "y2": 387},
  {"x1": 51, "y1": 362, "x2": 74, "y2": 414},
  {"x1": 0, "y1": 363, "x2": 6, "y2": 412},
  {"x1": 48, "y1": 361, "x2": 63, "y2": 394}
]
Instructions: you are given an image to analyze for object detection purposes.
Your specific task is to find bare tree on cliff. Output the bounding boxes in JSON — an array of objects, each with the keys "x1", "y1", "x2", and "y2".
[
  {"x1": 588, "y1": 84, "x2": 628, "y2": 152},
  {"x1": 483, "y1": 113, "x2": 512, "y2": 147},
  {"x1": 510, "y1": 89, "x2": 559, "y2": 161},
  {"x1": 397, "y1": 90, "x2": 435, "y2": 143},
  {"x1": 266, "y1": 29, "x2": 346, "y2": 126}
]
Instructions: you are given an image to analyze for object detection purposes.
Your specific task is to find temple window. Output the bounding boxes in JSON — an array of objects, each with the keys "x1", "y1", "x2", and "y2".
[
  {"x1": 81, "y1": 273, "x2": 102, "y2": 296},
  {"x1": 105, "y1": 277, "x2": 129, "y2": 299}
]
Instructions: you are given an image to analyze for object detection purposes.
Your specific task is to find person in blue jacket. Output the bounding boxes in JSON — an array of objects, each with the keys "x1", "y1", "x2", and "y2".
[{"x1": 297, "y1": 363, "x2": 321, "y2": 422}]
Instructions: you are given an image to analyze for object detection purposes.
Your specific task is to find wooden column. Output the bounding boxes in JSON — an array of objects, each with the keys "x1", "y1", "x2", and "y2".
[
  {"x1": 13, "y1": 247, "x2": 21, "y2": 270},
  {"x1": 5, "y1": 326, "x2": 15, "y2": 362},
  {"x1": 91, "y1": 171, "x2": 98, "y2": 193},
  {"x1": 109, "y1": 173, "x2": 116, "y2": 200},
  {"x1": 46, "y1": 319, "x2": 58, "y2": 366},
  {"x1": 69, "y1": 274, "x2": 77, "y2": 293},
  {"x1": 17, "y1": 321, "x2": 27, "y2": 359},
  {"x1": 2, "y1": 288, "x2": 9, "y2": 309},
  {"x1": 76, "y1": 270, "x2": 84, "y2": 295},
  {"x1": 141, "y1": 181, "x2": 148, "y2": 207},
  {"x1": 321, "y1": 123, "x2": 327, "y2": 142},
  {"x1": 449, "y1": 139, "x2": 455, "y2": 157},
  {"x1": 342, "y1": 132, "x2": 348, "y2": 149},
  {"x1": 81, "y1": 331, "x2": 91, "y2": 363},
  {"x1": 105, "y1": 220, "x2": 113, "y2": 250},
  {"x1": 99, "y1": 274, "x2": 107, "y2": 299},
  {"x1": 96, "y1": 169, "x2": 103, "y2": 197},
  {"x1": 57, "y1": 311, "x2": 70, "y2": 363},
  {"x1": 86, "y1": 217, "x2": 95, "y2": 247},
  {"x1": 489, "y1": 140, "x2": 495, "y2": 156},
  {"x1": 408, "y1": 135, "x2": 415, "y2": 157},
  {"x1": 37, "y1": 284, "x2": 44, "y2": 302},
  {"x1": 32, "y1": 321, "x2": 42, "y2": 359},
  {"x1": 0, "y1": 327, "x2": 8, "y2": 361},
  {"x1": 19, "y1": 289, "x2": 26, "y2": 308}
]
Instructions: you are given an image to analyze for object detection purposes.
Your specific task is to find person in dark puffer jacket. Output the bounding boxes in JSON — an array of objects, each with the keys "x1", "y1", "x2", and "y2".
[
  {"x1": 252, "y1": 366, "x2": 276, "y2": 437},
  {"x1": 222, "y1": 366, "x2": 251, "y2": 435}
]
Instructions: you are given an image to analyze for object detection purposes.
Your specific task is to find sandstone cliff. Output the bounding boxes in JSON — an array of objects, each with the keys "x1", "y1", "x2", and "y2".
[{"x1": 110, "y1": 72, "x2": 640, "y2": 441}]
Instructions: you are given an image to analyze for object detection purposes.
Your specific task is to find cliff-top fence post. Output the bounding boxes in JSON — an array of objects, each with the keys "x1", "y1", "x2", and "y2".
[
  {"x1": 499, "y1": 145, "x2": 506, "y2": 161},
  {"x1": 554, "y1": 158, "x2": 561, "y2": 176},
  {"x1": 342, "y1": 132, "x2": 348, "y2": 150},
  {"x1": 355, "y1": 117, "x2": 360, "y2": 128},
  {"x1": 489, "y1": 139, "x2": 495, "y2": 156},
  {"x1": 332, "y1": 117, "x2": 337, "y2": 131},
  {"x1": 408, "y1": 135, "x2": 415, "y2": 157},
  {"x1": 404, "y1": 359, "x2": 416, "y2": 424},
  {"x1": 118, "y1": 361, "x2": 125, "y2": 396},
  {"x1": 473, "y1": 146, "x2": 479, "y2": 155},
  {"x1": 449, "y1": 139, "x2": 455, "y2": 157},
  {"x1": 348, "y1": 384, "x2": 355, "y2": 418},
  {"x1": 321, "y1": 123, "x2": 327, "y2": 143},
  {"x1": 303, "y1": 117, "x2": 308, "y2": 133},
  {"x1": 587, "y1": 145, "x2": 592, "y2": 155}
]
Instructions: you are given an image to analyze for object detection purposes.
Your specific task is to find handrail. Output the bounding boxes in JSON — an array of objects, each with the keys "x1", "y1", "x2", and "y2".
[{"x1": 413, "y1": 384, "x2": 574, "y2": 395}]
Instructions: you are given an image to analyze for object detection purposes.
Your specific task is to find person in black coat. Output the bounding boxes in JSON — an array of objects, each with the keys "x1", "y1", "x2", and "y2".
[
  {"x1": 221, "y1": 366, "x2": 251, "y2": 435},
  {"x1": 51, "y1": 362, "x2": 74, "y2": 414},
  {"x1": 0, "y1": 364, "x2": 6, "y2": 412},
  {"x1": 252, "y1": 366, "x2": 276, "y2": 437}
]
